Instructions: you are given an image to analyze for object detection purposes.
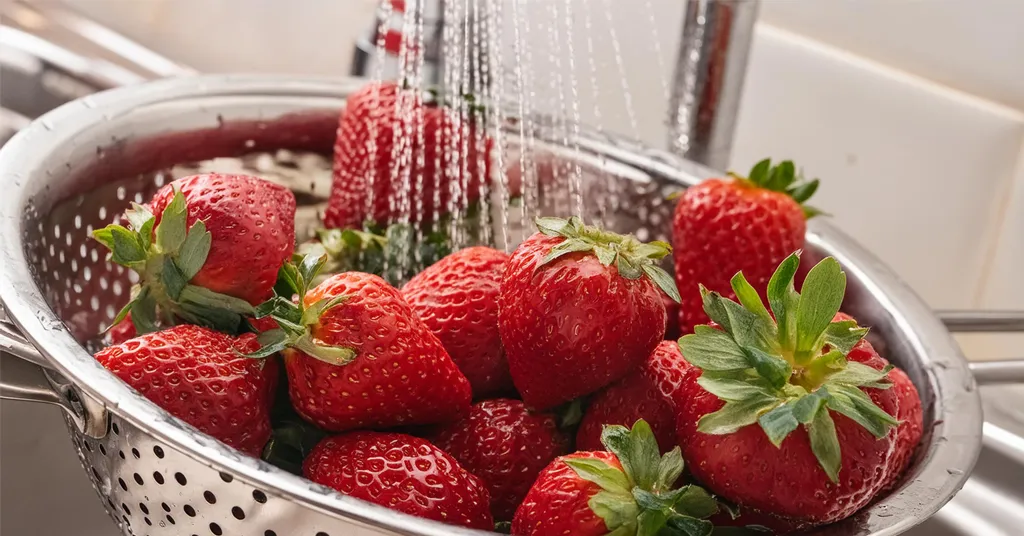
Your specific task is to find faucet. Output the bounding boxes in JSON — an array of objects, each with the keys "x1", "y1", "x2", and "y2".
[
  {"x1": 668, "y1": 0, "x2": 760, "y2": 171},
  {"x1": 351, "y1": 0, "x2": 759, "y2": 171}
]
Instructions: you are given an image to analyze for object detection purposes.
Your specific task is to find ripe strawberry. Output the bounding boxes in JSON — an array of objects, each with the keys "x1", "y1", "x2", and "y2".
[
  {"x1": 402, "y1": 246, "x2": 512, "y2": 398},
  {"x1": 675, "y1": 253, "x2": 920, "y2": 527},
  {"x1": 254, "y1": 254, "x2": 471, "y2": 432},
  {"x1": 94, "y1": 324, "x2": 278, "y2": 456},
  {"x1": 663, "y1": 292, "x2": 682, "y2": 341},
  {"x1": 304, "y1": 431, "x2": 493, "y2": 530},
  {"x1": 429, "y1": 399, "x2": 570, "y2": 521},
  {"x1": 513, "y1": 419, "x2": 724, "y2": 536},
  {"x1": 498, "y1": 216, "x2": 678, "y2": 410},
  {"x1": 323, "y1": 81, "x2": 492, "y2": 229},
  {"x1": 108, "y1": 315, "x2": 137, "y2": 345},
  {"x1": 576, "y1": 341, "x2": 692, "y2": 454},
  {"x1": 672, "y1": 159, "x2": 819, "y2": 334},
  {"x1": 93, "y1": 173, "x2": 296, "y2": 335}
]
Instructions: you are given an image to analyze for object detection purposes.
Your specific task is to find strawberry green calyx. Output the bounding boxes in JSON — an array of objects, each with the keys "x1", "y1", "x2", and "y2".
[
  {"x1": 535, "y1": 216, "x2": 681, "y2": 303},
  {"x1": 678, "y1": 253, "x2": 899, "y2": 483},
  {"x1": 249, "y1": 253, "x2": 356, "y2": 365},
  {"x1": 729, "y1": 158, "x2": 823, "y2": 219},
  {"x1": 565, "y1": 419, "x2": 722, "y2": 536},
  {"x1": 305, "y1": 224, "x2": 454, "y2": 287},
  {"x1": 91, "y1": 186, "x2": 255, "y2": 335}
]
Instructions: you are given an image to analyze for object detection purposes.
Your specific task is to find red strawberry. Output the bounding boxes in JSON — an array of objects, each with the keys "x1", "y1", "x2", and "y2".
[
  {"x1": 109, "y1": 315, "x2": 137, "y2": 345},
  {"x1": 576, "y1": 341, "x2": 692, "y2": 454},
  {"x1": 429, "y1": 399, "x2": 570, "y2": 521},
  {"x1": 513, "y1": 419, "x2": 723, "y2": 535},
  {"x1": 674, "y1": 254, "x2": 920, "y2": 527},
  {"x1": 402, "y1": 246, "x2": 512, "y2": 398},
  {"x1": 92, "y1": 173, "x2": 296, "y2": 336},
  {"x1": 254, "y1": 254, "x2": 471, "y2": 432},
  {"x1": 498, "y1": 217, "x2": 678, "y2": 410},
  {"x1": 304, "y1": 431, "x2": 493, "y2": 529},
  {"x1": 663, "y1": 292, "x2": 681, "y2": 341},
  {"x1": 94, "y1": 324, "x2": 278, "y2": 456},
  {"x1": 323, "y1": 81, "x2": 492, "y2": 229},
  {"x1": 672, "y1": 159, "x2": 818, "y2": 334}
]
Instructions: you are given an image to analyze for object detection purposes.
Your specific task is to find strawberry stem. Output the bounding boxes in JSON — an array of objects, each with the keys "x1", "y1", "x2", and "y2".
[
  {"x1": 729, "y1": 158, "x2": 825, "y2": 219},
  {"x1": 534, "y1": 216, "x2": 681, "y2": 303},
  {"x1": 249, "y1": 253, "x2": 356, "y2": 366},
  {"x1": 91, "y1": 185, "x2": 255, "y2": 336},
  {"x1": 679, "y1": 254, "x2": 900, "y2": 483}
]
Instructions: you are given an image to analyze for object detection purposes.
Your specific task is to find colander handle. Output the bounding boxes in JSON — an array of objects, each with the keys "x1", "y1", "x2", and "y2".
[
  {"x1": 937, "y1": 310, "x2": 1024, "y2": 385},
  {"x1": 0, "y1": 312, "x2": 108, "y2": 438}
]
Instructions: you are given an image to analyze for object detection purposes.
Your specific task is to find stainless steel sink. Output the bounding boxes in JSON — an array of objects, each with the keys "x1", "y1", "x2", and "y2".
[{"x1": 1, "y1": 2, "x2": 1021, "y2": 535}]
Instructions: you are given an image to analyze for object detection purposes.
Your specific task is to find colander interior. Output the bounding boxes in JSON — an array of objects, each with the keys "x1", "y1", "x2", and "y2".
[{"x1": 0, "y1": 75, "x2": 981, "y2": 536}]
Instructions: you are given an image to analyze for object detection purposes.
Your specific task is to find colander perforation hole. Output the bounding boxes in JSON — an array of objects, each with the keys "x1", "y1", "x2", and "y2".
[
  {"x1": 161, "y1": 502, "x2": 170, "y2": 512},
  {"x1": 183, "y1": 504, "x2": 196, "y2": 517},
  {"x1": 153, "y1": 445, "x2": 164, "y2": 458},
  {"x1": 264, "y1": 531, "x2": 277, "y2": 536},
  {"x1": 210, "y1": 522, "x2": 223, "y2": 535},
  {"x1": 121, "y1": 503, "x2": 131, "y2": 515},
  {"x1": 132, "y1": 447, "x2": 140, "y2": 459},
  {"x1": 153, "y1": 472, "x2": 164, "y2": 485},
  {"x1": 252, "y1": 490, "x2": 267, "y2": 503},
  {"x1": 111, "y1": 422, "x2": 120, "y2": 435},
  {"x1": 219, "y1": 472, "x2": 233, "y2": 483},
  {"x1": 204, "y1": 491, "x2": 217, "y2": 504},
  {"x1": 144, "y1": 516, "x2": 152, "y2": 526},
  {"x1": 119, "y1": 450, "x2": 126, "y2": 460},
  {"x1": 316, "y1": 531, "x2": 330, "y2": 536},
  {"x1": 118, "y1": 478, "x2": 128, "y2": 491},
  {"x1": 231, "y1": 506, "x2": 245, "y2": 520},
  {"x1": 139, "y1": 503, "x2": 149, "y2": 515},
  {"x1": 175, "y1": 472, "x2": 187, "y2": 486},
  {"x1": 166, "y1": 514, "x2": 175, "y2": 525}
]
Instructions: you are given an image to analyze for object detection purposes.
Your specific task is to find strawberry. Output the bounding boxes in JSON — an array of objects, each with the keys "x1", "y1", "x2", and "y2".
[
  {"x1": 576, "y1": 341, "x2": 692, "y2": 454},
  {"x1": 498, "y1": 216, "x2": 679, "y2": 410},
  {"x1": 94, "y1": 324, "x2": 278, "y2": 456},
  {"x1": 402, "y1": 246, "x2": 512, "y2": 398},
  {"x1": 109, "y1": 315, "x2": 137, "y2": 345},
  {"x1": 323, "y1": 81, "x2": 492, "y2": 229},
  {"x1": 92, "y1": 173, "x2": 296, "y2": 336},
  {"x1": 512, "y1": 419, "x2": 725, "y2": 536},
  {"x1": 303, "y1": 431, "x2": 493, "y2": 529},
  {"x1": 429, "y1": 399, "x2": 570, "y2": 521},
  {"x1": 253, "y1": 254, "x2": 471, "y2": 432},
  {"x1": 663, "y1": 292, "x2": 682, "y2": 341},
  {"x1": 674, "y1": 253, "x2": 920, "y2": 527},
  {"x1": 672, "y1": 159, "x2": 819, "y2": 335}
]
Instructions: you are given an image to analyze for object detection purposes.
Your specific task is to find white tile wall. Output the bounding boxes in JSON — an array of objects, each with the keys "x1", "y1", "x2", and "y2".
[{"x1": 759, "y1": 0, "x2": 1024, "y2": 111}]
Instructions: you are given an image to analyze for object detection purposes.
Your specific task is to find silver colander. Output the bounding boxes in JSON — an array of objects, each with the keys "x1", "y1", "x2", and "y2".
[{"x1": 0, "y1": 75, "x2": 1021, "y2": 536}]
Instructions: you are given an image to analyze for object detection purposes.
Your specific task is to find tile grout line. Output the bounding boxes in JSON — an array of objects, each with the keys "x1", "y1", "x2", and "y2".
[{"x1": 755, "y1": 22, "x2": 1024, "y2": 123}]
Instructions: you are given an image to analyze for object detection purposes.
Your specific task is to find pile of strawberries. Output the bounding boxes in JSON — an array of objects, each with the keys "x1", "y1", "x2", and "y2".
[{"x1": 91, "y1": 81, "x2": 923, "y2": 535}]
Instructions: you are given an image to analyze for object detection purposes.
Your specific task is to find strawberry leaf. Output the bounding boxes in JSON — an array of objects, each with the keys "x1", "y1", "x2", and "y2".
[
  {"x1": 564, "y1": 457, "x2": 632, "y2": 494},
  {"x1": 807, "y1": 408, "x2": 841, "y2": 483},
  {"x1": 248, "y1": 329, "x2": 289, "y2": 359},
  {"x1": 730, "y1": 271, "x2": 772, "y2": 324},
  {"x1": 670, "y1": 485, "x2": 719, "y2": 519},
  {"x1": 601, "y1": 420, "x2": 661, "y2": 490},
  {"x1": 131, "y1": 290, "x2": 158, "y2": 334},
  {"x1": 740, "y1": 346, "x2": 791, "y2": 390},
  {"x1": 795, "y1": 257, "x2": 846, "y2": 358},
  {"x1": 160, "y1": 257, "x2": 188, "y2": 300},
  {"x1": 178, "y1": 285, "x2": 255, "y2": 315},
  {"x1": 292, "y1": 334, "x2": 356, "y2": 366},
  {"x1": 825, "y1": 384, "x2": 899, "y2": 438},
  {"x1": 155, "y1": 187, "x2": 188, "y2": 254},
  {"x1": 823, "y1": 320, "x2": 869, "y2": 355},
  {"x1": 696, "y1": 377, "x2": 774, "y2": 401},
  {"x1": 176, "y1": 220, "x2": 212, "y2": 280},
  {"x1": 766, "y1": 252, "x2": 801, "y2": 351},
  {"x1": 788, "y1": 178, "x2": 819, "y2": 204},
  {"x1": 697, "y1": 397, "x2": 780, "y2": 435},
  {"x1": 589, "y1": 491, "x2": 640, "y2": 535},
  {"x1": 678, "y1": 329, "x2": 749, "y2": 372},
  {"x1": 92, "y1": 225, "x2": 147, "y2": 268},
  {"x1": 643, "y1": 265, "x2": 681, "y2": 303},
  {"x1": 656, "y1": 448, "x2": 685, "y2": 492},
  {"x1": 662, "y1": 515, "x2": 714, "y2": 536},
  {"x1": 827, "y1": 362, "x2": 893, "y2": 388},
  {"x1": 757, "y1": 404, "x2": 800, "y2": 447}
]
